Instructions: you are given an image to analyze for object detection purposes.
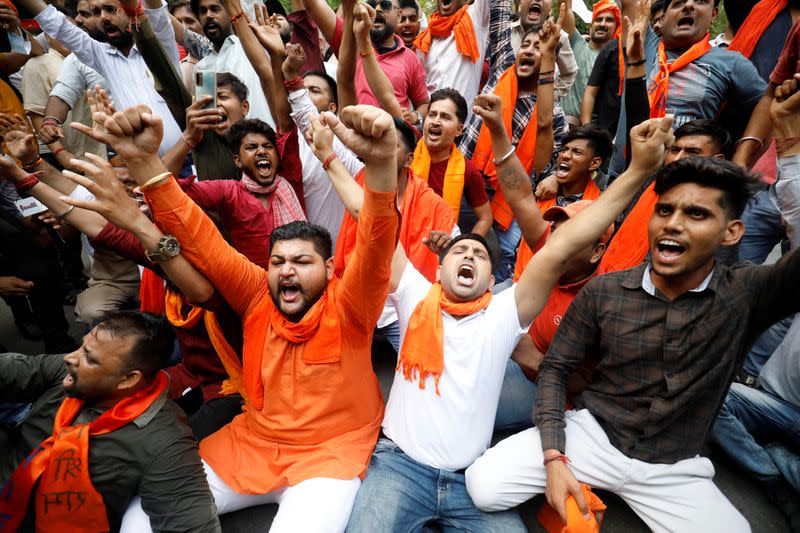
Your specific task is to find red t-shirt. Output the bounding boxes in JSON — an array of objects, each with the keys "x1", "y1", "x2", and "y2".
[
  {"x1": 427, "y1": 157, "x2": 489, "y2": 209},
  {"x1": 354, "y1": 36, "x2": 429, "y2": 108},
  {"x1": 770, "y1": 16, "x2": 800, "y2": 85}
]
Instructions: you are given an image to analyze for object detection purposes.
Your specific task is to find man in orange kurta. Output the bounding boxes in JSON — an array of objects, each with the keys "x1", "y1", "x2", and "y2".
[{"x1": 94, "y1": 105, "x2": 401, "y2": 533}]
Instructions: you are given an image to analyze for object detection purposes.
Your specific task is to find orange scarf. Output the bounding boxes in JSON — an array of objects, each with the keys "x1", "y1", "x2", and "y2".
[
  {"x1": 245, "y1": 280, "x2": 342, "y2": 411},
  {"x1": 164, "y1": 289, "x2": 246, "y2": 400},
  {"x1": 593, "y1": 0, "x2": 621, "y2": 39},
  {"x1": 728, "y1": 0, "x2": 788, "y2": 59},
  {"x1": 334, "y1": 171, "x2": 453, "y2": 282},
  {"x1": 0, "y1": 372, "x2": 168, "y2": 533},
  {"x1": 512, "y1": 180, "x2": 602, "y2": 281},
  {"x1": 398, "y1": 283, "x2": 491, "y2": 394},
  {"x1": 414, "y1": 5, "x2": 480, "y2": 62},
  {"x1": 599, "y1": 181, "x2": 657, "y2": 272},
  {"x1": 472, "y1": 66, "x2": 539, "y2": 231},
  {"x1": 1, "y1": 0, "x2": 17, "y2": 13},
  {"x1": 537, "y1": 483, "x2": 607, "y2": 533},
  {"x1": 647, "y1": 35, "x2": 711, "y2": 118},
  {"x1": 410, "y1": 140, "x2": 466, "y2": 221}
]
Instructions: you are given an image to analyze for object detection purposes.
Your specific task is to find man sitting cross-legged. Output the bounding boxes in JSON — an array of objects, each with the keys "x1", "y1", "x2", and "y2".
[
  {"x1": 344, "y1": 93, "x2": 675, "y2": 532},
  {"x1": 0, "y1": 312, "x2": 219, "y2": 532},
  {"x1": 465, "y1": 148, "x2": 800, "y2": 532},
  {"x1": 73, "y1": 103, "x2": 401, "y2": 532}
]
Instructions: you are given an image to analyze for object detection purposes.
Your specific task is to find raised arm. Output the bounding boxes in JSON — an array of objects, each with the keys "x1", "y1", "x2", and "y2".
[
  {"x1": 580, "y1": 85, "x2": 599, "y2": 126},
  {"x1": 300, "y1": 0, "x2": 339, "y2": 45},
  {"x1": 471, "y1": 94, "x2": 548, "y2": 252},
  {"x1": 353, "y1": 2, "x2": 404, "y2": 116},
  {"x1": 161, "y1": 96, "x2": 224, "y2": 176},
  {"x1": 70, "y1": 97, "x2": 267, "y2": 316},
  {"x1": 534, "y1": 15, "x2": 560, "y2": 175},
  {"x1": 515, "y1": 117, "x2": 674, "y2": 326},
  {"x1": 336, "y1": 0, "x2": 359, "y2": 109},
  {"x1": 772, "y1": 74, "x2": 800, "y2": 247}
]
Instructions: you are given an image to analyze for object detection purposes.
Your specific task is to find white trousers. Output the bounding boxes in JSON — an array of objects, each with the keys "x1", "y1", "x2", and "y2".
[
  {"x1": 120, "y1": 460, "x2": 361, "y2": 533},
  {"x1": 465, "y1": 409, "x2": 751, "y2": 533}
]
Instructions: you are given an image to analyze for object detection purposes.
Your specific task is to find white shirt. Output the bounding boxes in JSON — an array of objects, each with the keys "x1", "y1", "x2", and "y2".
[
  {"x1": 50, "y1": 53, "x2": 108, "y2": 108},
  {"x1": 195, "y1": 35, "x2": 274, "y2": 127},
  {"x1": 288, "y1": 87, "x2": 363, "y2": 244},
  {"x1": 35, "y1": 3, "x2": 182, "y2": 156},
  {"x1": 382, "y1": 264, "x2": 529, "y2": 470},
  {"x1": 417, "y1": 0, "x2": 489, "y2": 108}
]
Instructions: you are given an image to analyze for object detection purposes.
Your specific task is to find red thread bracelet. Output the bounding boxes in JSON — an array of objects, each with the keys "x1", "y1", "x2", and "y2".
[
  {"x1": 543, "y1": 454, "x2": 571, "y2": 467},
  {"x1": 122, "y1": 2, "x2": 145, "y2": 30},
  {"x1": 52, "y1": 146, "x2": 65, "y2": 157},
  {"x1": 283, "y1": 77, "x2": 305, "y2": 91},
  {"x1": 230, "y1": 11, "x2": 245, "y2": 24},
  {"x1": 14, "y1": 174, "x2": 40, "y2": 193},
  {"x1": 321, "y1": 153, "x2": 337, "y2": 171}
]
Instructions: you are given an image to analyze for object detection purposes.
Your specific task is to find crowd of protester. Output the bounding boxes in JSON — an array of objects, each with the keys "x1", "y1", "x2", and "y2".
[{"x1": 1, "y1": 0, "x2": 800, "y2": 530}]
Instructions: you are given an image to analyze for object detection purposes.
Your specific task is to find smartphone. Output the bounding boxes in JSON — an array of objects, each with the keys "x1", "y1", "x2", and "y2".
[{"x1": 195, "y1": 70, "x2": 217, "y2": 109}]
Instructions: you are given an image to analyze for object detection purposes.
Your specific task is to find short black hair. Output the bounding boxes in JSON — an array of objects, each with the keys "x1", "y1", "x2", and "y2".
[
  {"x1": 168, "y1": 0, "x2": 192, "y2": 14},
  {"x1": 269, "y1": 221, "x2": 333, "y2": 260},
  {"x1": 393, "y1": 116, "x2": 418, "y2": 154},
  {"x1": 429, "y1": 88, "x2": 468, "y2": 125},
  {"x1": 650, "y1": 0, "x2": 665, "y2": 15},
  {"x1": 216, "y1": 72, "x2": 248, "y2": 103},
  {"x1": 227, "y1": 118, "x2": 277, "y2": 154},
  {"x1": 440, "y1": 233, "x2": 495, "y2": 270},
  {"x1": 302, "y1": 70, "x2": 339, "y2": 109},
  {"x1": 399, "y1": 0, "x2": 419, "y2": 13},
  {"x1": 94, "y1": 311, "x2": 174, "y2": 380},
  {"x1": 562, "y1": 125, "x2": 613, "y2": 162},
  {"x1": 653, "y1": 156, "x2": 761, "y2": 220},
  {"x1": 673, "y1": 119, "x2": 732, "y2": 159},
  {"x1": 665, "y1": 0, "x2": 719, "y2": 8}
]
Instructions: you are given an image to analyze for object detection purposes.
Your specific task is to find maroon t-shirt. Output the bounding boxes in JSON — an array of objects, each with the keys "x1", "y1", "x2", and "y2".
[
  {"x1": 770, "y1": 16, "x2": 800, "y2": 85},
  {"x1": 426, "y1": 157, "x2": 489, "y2": 209}
]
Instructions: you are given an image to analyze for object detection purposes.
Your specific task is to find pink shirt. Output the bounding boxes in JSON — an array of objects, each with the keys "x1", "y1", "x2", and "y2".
[{"x1": 354, "y1": 36, "x2": 429, "y2": 109}]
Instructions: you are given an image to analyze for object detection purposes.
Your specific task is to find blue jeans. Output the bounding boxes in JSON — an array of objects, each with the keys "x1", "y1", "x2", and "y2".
[
  {"x1": 739, "y1": 190, "x2": 788, "y2": 264},
  {"x1": 494, "y1": 360, "x2": 537, "y2": 432},
  {"x1": 493, "y1": 219, "x2": 521, "y2": 284},
  {"x1": 346, "y1": 438, "x2": 526, "y2": 532},
  {"x1": 377, "y1": 320, "x2": 401, "y2": 354},
  {"x1": 712, "y1": 383, "x2": 800, "y2": 491},
  {"x1": 742, "y1": 316, "x2": 793, "y2": 376}
]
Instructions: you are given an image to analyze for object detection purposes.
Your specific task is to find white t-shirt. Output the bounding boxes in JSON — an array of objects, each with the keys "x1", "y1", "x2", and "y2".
[
  {"x1": 417, "y1": 0, "x2": 489, "y2": 108},
  {"x1": 382, "y1": 264, "x2": 528, "y2": 471}
]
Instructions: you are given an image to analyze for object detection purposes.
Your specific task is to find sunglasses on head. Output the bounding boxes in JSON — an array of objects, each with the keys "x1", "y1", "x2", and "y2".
[{"x1": 366, "y1": 0, "x2": 396, "y2": 10}]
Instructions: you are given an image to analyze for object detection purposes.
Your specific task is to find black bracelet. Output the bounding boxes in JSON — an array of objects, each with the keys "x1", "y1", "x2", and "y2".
[
  {"x1": 538, "y1": 76, "x2": 555, "y2": 85},
  {"x1": 626, "y1": 59, "x2": 646, "y2": 67}
]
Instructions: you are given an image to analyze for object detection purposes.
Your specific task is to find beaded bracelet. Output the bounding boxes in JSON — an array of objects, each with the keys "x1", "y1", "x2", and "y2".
[{"x1": 21, "y1": 157, "x2": 43, "y2": 171}]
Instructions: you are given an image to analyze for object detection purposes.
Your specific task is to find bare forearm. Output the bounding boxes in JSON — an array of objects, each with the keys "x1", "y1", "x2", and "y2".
[
  {"x1": 357, "y1": 34, "x2": 403, "y2": 116},
  {"x1": 44, "y1": 95, "x2": 71, "y2": 121},
  {"x1": 12, "y1": 0, "x2": 47, "y2": 16},
  {"x1": 301, "y1": 0, "x2": 338, "y2": 44},
  {"x1": 534, "y1": 55, "x2": 555, "y2": 175},
  {"x1": 268, "y1": 52, "x2": 293, "y2": 132},
  {"x1": 162, "y1": 137, "x2": 192, "y2": 176},
  {"x1": 470, "y1": 205, "x2": 493, "y2": 236},
  {"x1": 580, "y1": 86, "x2": 598, "y2": 125},
  {"x1": 28, "y1": 158, "x2": 77, "y2": 195},
  {"x1": 27, "y1": 181, "x2": 106, "y2": 237},
  {"x1": 733, "y1": 89, "x2": 774, "y2": 168},
  {"x1": 337, "y1": 11, "x2": 358, "y2": 108},
  {"x1": 325, "y1": 157, "x2": 364, "y2": 218}
]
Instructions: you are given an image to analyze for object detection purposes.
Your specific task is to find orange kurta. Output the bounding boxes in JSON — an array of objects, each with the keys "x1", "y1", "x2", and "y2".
[
  {"x1": 144, "y1": 178, "x2": 399, "y2": 494},
  {"x1": 335, "y1": 171, "x2": 454, "y2": 282}
]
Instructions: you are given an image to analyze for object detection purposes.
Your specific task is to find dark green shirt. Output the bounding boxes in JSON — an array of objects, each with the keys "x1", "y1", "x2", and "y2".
[{"x1": 0, "y1": 352, "x2": 220, "y2": 532}]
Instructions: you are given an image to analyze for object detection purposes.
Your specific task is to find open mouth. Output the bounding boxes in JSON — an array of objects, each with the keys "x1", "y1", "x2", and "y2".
[
  {"x1": 426, "y1": 124, "x2": 442, "y2": 142},
  {"x1": 104, "y1": 23, "x2": 121, "y2": 37},
  {"x1": 255, "y1": 156, "x2": 273, "y2": 177},
  {"x1": 655, "y1": 238, "x2": 686, "y2": 261},
  {"x1": 676, "y1": 15, "x2": 694, "y2": 29},
  {"x1": 63, "y1": 371, "x2": 75, "y2": 387},
  {"x1": 279, "y1": 281, "x2": 301, "y2": 303},
  {"x1": 556, "y1": 161, "x2": 571, "y2": 178},
  {"x1": 527, "y1": 2, "x2": 542, "y2": 22},
  {"x1": 457, "y1": 263, "x2": 475, "y2": 285},
  {"x1": 204, "y1": 21, "x2": 221, "y2": 34},
  {"x1": 440, "y1": 0, "x2": 453, "y2": 11}
]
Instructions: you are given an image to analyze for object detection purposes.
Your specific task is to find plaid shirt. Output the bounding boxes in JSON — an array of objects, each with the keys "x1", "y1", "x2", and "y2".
[
  {"x1": 457, "y1": 0, "x2": 567, "y2": 184},
  {"x1": 535, "y1": 253, "x2": 800, "y2": 464}
]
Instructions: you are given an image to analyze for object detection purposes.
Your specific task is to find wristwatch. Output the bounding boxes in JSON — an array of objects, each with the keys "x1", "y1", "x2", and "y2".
[{"x1": 145, "y1": 235, "x2": 181, "y2": 263}]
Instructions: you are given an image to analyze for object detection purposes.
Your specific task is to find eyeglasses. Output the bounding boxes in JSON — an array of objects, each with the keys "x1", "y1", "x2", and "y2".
[{"x1": 366, "y1": 0, "x2": 396, "y2": 11}]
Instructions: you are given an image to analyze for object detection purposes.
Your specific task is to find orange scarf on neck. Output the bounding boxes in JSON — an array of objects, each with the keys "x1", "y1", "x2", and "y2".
[
  {"x1": 164, "y1": 289, "x2": 246, "y2": 400},
  {"x1": 414, "y1": 5, "x2": 480, "y2": 62},
  {"x1": 245, "y1": 280, "x2": 342, "y2": 410},
  {"x1": 647, "y1": 34, "x2": 711, "y2": 118},
  {"x1": 0, "y1": 371, "x2": 168, "y2": 533},
  {"x1": 728, "y1": 0, "x2": 788, "y2": 59},
  {"x1": 398, "y1": 283, "x2": 491, "y2": 394},
  {"x1": 472, "y1": 66, "x2": 539, "y2": 231},
  {"x1": 599, "y1": 180, "x2": 657, "y2": 272},
  {"x1": 411, "y1": 140, "x2": 466, "y2": 221},
  {"x1": 512, "y1": 180, "x2": 602, "y2": 281}
]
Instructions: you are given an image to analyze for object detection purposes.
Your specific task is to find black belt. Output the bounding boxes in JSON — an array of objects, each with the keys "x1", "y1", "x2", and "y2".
[{"x1": 734, "y1": 370, "x2": 759, "y2": 389}]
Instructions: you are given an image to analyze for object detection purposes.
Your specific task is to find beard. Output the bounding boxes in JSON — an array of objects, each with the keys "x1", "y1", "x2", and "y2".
[
  {"x1": 370, "y1": 21, "x2": 396, "y2": 45},
  {"x1": 105, "y1": 28, "x2": 134, "y2": 49}
]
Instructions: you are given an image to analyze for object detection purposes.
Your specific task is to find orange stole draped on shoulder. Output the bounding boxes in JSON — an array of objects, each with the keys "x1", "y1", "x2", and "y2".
[
  {"x1": 164, "y1": 289, "x2": 246, "y2": 400},
  {"x1": 334, "y1": 171, "x2": 454, "y2": 282},
  {"x1": 599, "y1": 181, "x2": 657, "y2": 272},
  {"x1": 512, "y1": 180, "x2": 601, "y2": 281},
  {"x1": 411, "y1": 140, "x2": 466, "y2": 221},
  {"x1": 139, "y1": 267, "x2": 166, "y2": 315},
  {"x1": 414, "y1": 5, "x2": 480, "y2": 62},
  {"x1": 648, "y1": 35, "x2": 711, "y2": 118},
  {"x1": 0, "y1": 372, "x2": 168, "y2": 533},
  {"x1": 471, "y1": 66, "x2": 539, "y2": 231},
  {"x1": 728, "y1": 0, "x2": 788, "y2": 59}
]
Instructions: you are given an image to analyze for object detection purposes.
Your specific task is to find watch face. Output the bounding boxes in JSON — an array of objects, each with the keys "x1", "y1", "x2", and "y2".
[{"x1": 165, "y1": 239, "x2": 180, "y2": 256}]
